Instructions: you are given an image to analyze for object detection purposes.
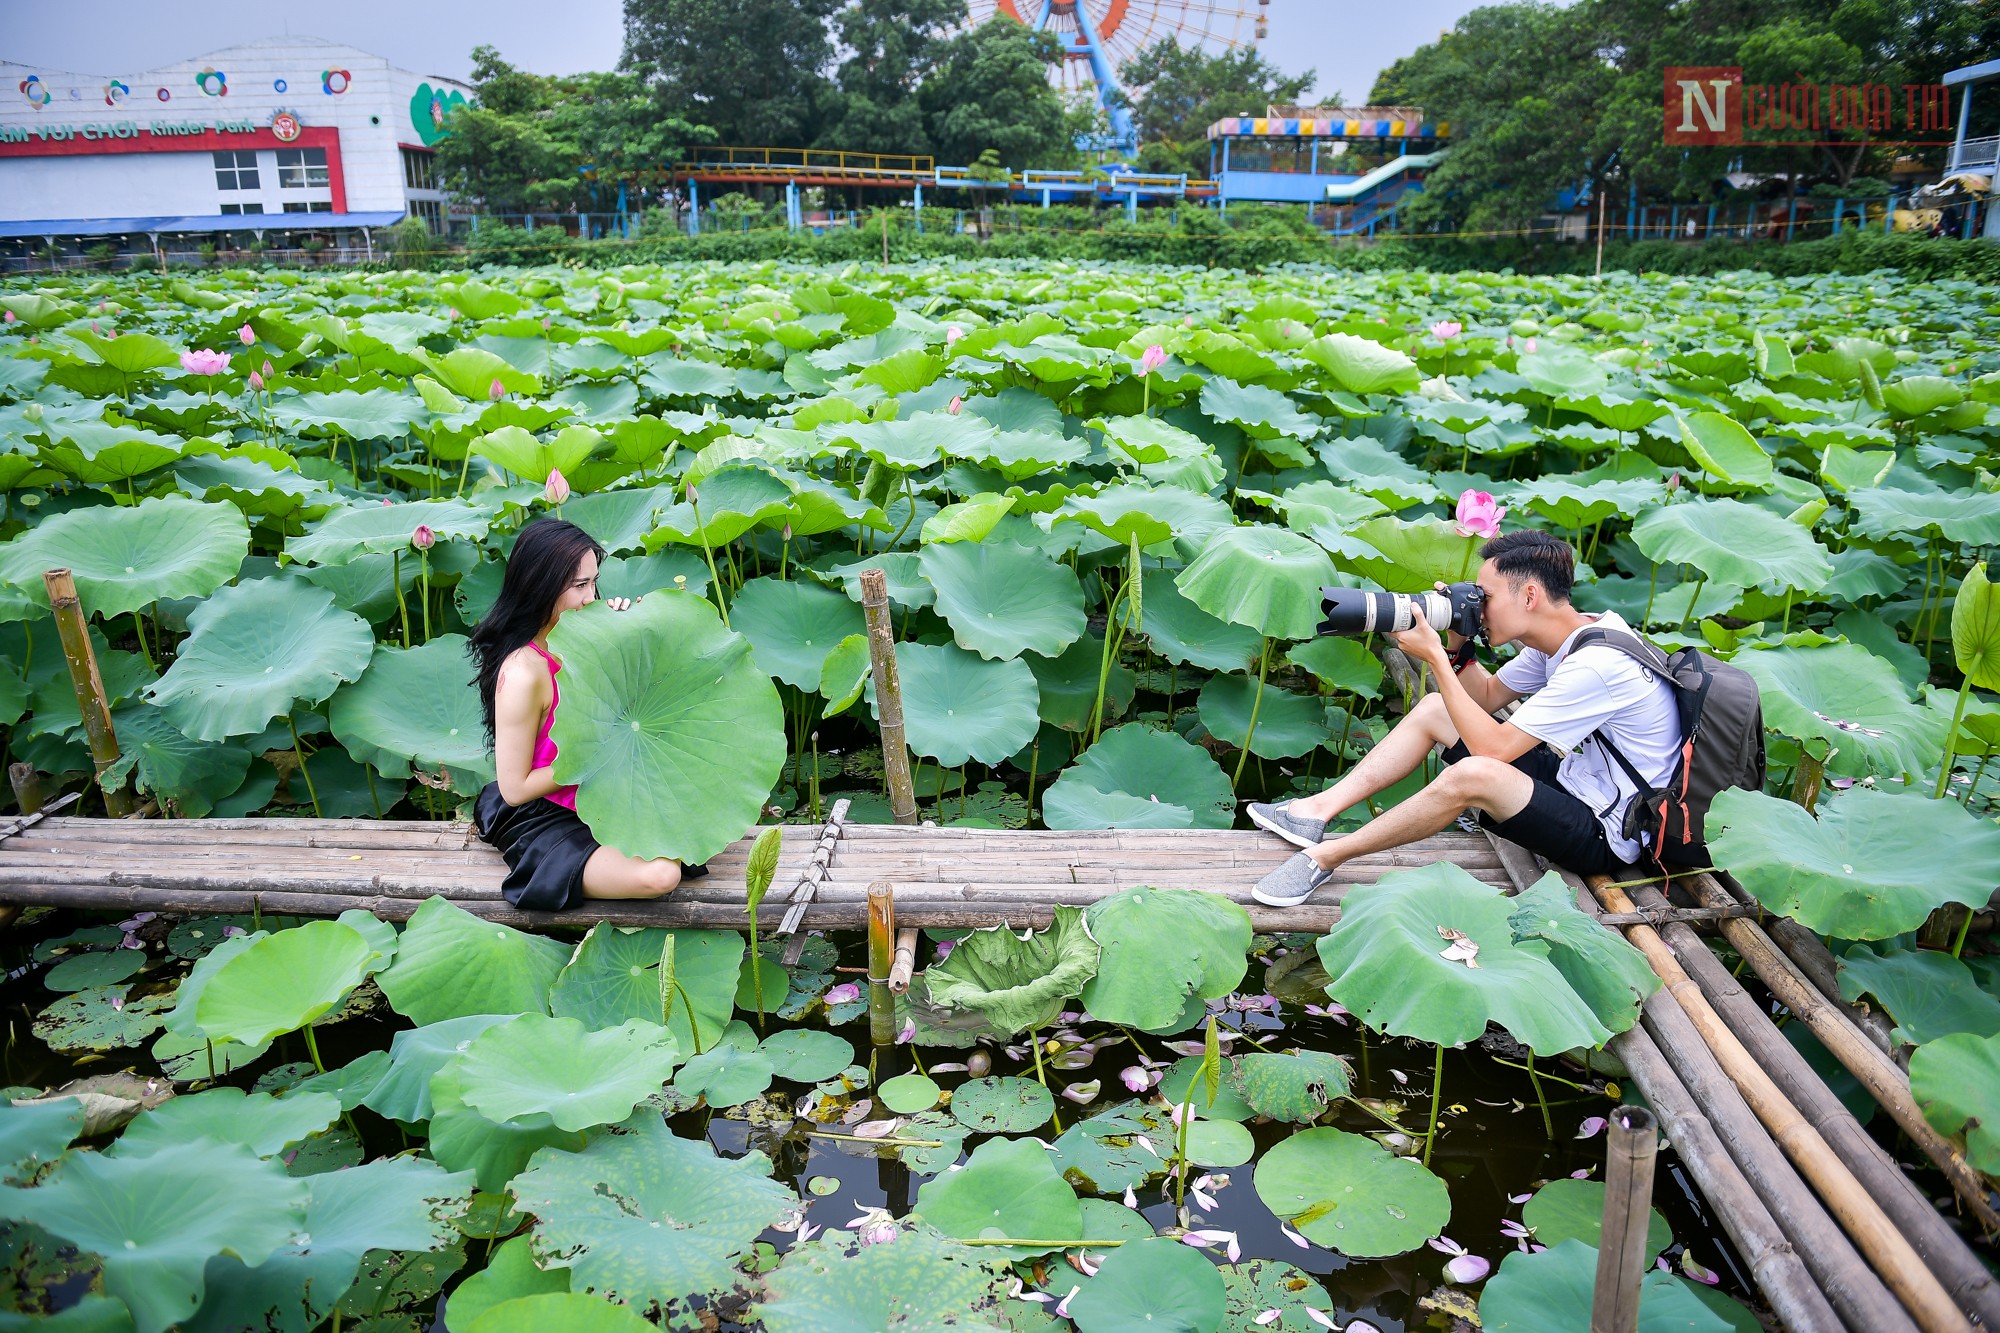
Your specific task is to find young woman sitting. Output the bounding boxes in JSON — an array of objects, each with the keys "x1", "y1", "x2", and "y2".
[{"x1": 466, "y1": 518, "x2": 706, "y2": 910}]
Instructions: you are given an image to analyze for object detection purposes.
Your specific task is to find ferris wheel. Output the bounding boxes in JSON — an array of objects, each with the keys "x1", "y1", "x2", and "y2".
[{"x1": 966, "y1": 0, "x2": 1265, "y2": 149}]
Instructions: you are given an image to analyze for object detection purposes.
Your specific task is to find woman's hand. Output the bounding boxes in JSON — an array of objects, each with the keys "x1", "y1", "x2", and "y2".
[{"x1": 606, "y1": 596, "x2": 636, "y2": 612}]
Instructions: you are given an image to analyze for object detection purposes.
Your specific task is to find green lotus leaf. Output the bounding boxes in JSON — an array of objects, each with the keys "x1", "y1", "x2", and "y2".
[
  {"x1": 1081, "y1": 887, "x2": 1252, "y2": 1031},
  {"x1": 913, "y1": 1134, "x2": 1082, "y2": 1260},
  {"x1": 1676, "y1": 411, "x2": 1772, "y2": 489},
  {"x1": 444, "y1": 1236, "x2": 571, "y2": 1330},
  {"x1": 448, "y1": 1014, "x2": 679, "y2": 1132},
  {"x1": 824, "y1": 551, "x2": 935, "y2": 608},
  {"x1": 920, "y1": 541, "x2": 1086, "y2": 660},
  {"x1": 878, "y1": 1073, "x2": 943, "y2": 1114},
  {"x1": 1505, "y1": 478, "x2": 1663, "y2": 532},
  {"x1": 43, "y1": 949, "x2": 145, "y2": 992},
  {"x1": 465, "y1": 1294, "x2": 655, "y2": 1333},
  {"x1": 111, "y1": 1087, "x2": 338, "y2": 1160},
  {"x1": 194, "y1": 920, "x2": 373, "y2": 1047},
  {"x1": 35, "y1": 985, "x2": 172, "y2": 1055},
  {"x1": 1042, "y1": 724, "x2": 1235, "y2": 831},
  {"x1": 1274, "y1": 479, "x2": 1389, "y2": 548},
  {"x1": 1301, "y1": 332, "x2": 1421, "y2": 395},
  {"x1": 1505, "y1": 874, "x2": 1659, "y2": 1035},
  {"x1": 1056, "y1": 484, "x2": 1236, "y2": 555},
  {"x1": 161, "y1": 928, "x2": 265, "y2": 1038},
  {"x1": 750, "y1": 1218, "x2": 1018, "y2": 1333},
  {"x1": 1631, "y1": 498, "x2": 1832, "y2": 591},
  {"x1": 1045, "y1": 1108, "x2": 1172, "y2": 1194},
  {"x1": 472, "y1": 425, "x2": 600, "y2": 484},
  {"x1": 1092, "y1": 414, "x2": 1216, "y2": 469},
  {"x1": 1559, "y1": 389, "x2": 1667, "y2": 435},
  {"x1": 1069, "y1": 1236, "x2": 1227, "y2": 1333},
  {"x1": 426, "y1": 1069, "x2": 589, "y2": 1194},
  {"x1": 1317, "y1": 864, "x2": 1613, "y2": 1054},
  {"x1": 1186, "y1": 1118, "x2": 1256, "y2": 1167},
  {"x1": 1286, "y1": 637, "x2": 1384, "y2": 700},
  {"x1": 1837, "y1": 945, "x2": 2000, "y2": 1048},
  {"x1": 924, "y1": 906, "x2": 1099, "y2": 1034},
  {"x1": 874, "y1": 642, "x2": 1040, "y2": 767},
  {"x1": 1480, "y1": 1239, "x2": 1731, "y2": 1332},
  {"x1": 965, "y1": 427, "x2": 1092, "y2": 481},
  {"x1": 1708, "y1": 788, "x2": 2000, "y2": 940},
  {"x1": 921, "y1": 492, "x2": 1017, "y2": 544},
  {"x1": 1136, "y1": 569, "x2": 1261, "y2": 673},
  {"x1": 1910, "y1": 1030, "x2": 2000, "y2": 1176},
  {"x1": 758, "y1": 1030, "x2": 856, "y2": 1083},
  {"x1": 1317, "y1": 435, "x2": 1440, "y2": 509},
  {"x1": 415, "y1": 346, "x2": 540, "y2": 400},
  {"x1": 0, "y1": 1139, "x2": 308, "y2": 1333},
  {"x1": 675, "y1": 1020, "x2": 776, "y2": 1105},
  {"x1": 950, "y1": 1075, "x2": 1056, "y2": 1133},
  {"x1": 645, "y1": 466, "x2": 794, "y2": 549},
  {"x1": 511, "y1": 1115, "x2": 797, "y2": 1313},
  {"x1": 145, "y1": 578, "x2": 374, "y2": 741},
  {"x1": 378, "y1": 897, "x2": 569, "y2": 1026},
  {"x1": 98, "y1": 700, "x2": 255, "y2": 817},
  {"x1": 270, "y1": 389, "x2": 419, "y2": 442},
  {"x1": 1228, "y1": 1049, "x2": 1352, "y2": 1123},
  {"x1": 1523, "y1": 1178, "x2": 1672, "y2": 1257},
  {"x1": 1845, "y1": 488, "x2": 2000, "y2": 546},
  {"x1": 327, "y1": 634, "x2": 495, "y2": 791},
  {"x1": 36, "y1": 417, "x2": 189, "y2": 484},
  {"x1": 554, "y1": 485, "x2": 679, "y2": 556},
  {"x1": 0, "y1": 1100, "x2": 83, "y2": 1184},
  {"x1": 547, "y1": 591, "x2": 784, "y2": 864},
  {"x1": 1160, "y1": 1054, "x2": 1255, "y2": 1120},
  {"x1": 729, "y1": 576, "x2": 866, "y2": 689},
  {"x1": 819, "y1": 633, "x2": 870, "y2": 713},
  {"x1": 286, "y1": 499, "x2": 490, "y2": 568},
  {"x1": 1177, "y1": 526, "x2": 1335, "y2": 640},
  {"x1": 837, "y1": 413, "x2": 999, "y2": 470},
  {"x1": 1733, "y1": 644, "x2": 1944, "y2": 777},
  {"x1": 1955, "y1": 562, "x2": 2000, "y2": 692},
  {"x1": 290, "y1": 1048, "x2": 391, "y2": 1114},
  {"x1": 1340, "y1": 514, "x2": 1486, "y2": 592},
  {"x1": 362, "y1": 1014, "x2": 519, "y2": 1124},
  {"x1": 0, "y1": 494, "x2": 247, "y2": 618},
  {"x1": 1197, "y1": 676, "x2": 1330, "y2": 760},
  {"x1": 1881, "y1": 374, "x2": 1964, "y2": 421},
  {"x1": 1252, "y1": 1127, "x2": 1450, "y2": 1257},
  {"x1": 1514, "y1": 344, "x2": 1609, "y2": 398},
  {"x1": 549, "y1": 925, "x2": 740, "y2": 1054}
]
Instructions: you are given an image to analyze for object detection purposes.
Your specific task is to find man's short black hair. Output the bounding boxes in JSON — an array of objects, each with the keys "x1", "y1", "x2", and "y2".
[{"x1": 1480, "y1": 530, "x2": 1575, "y2": 603}]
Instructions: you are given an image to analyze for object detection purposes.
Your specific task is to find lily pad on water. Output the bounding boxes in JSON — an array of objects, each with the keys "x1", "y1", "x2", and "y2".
[
  {"x1": 1523, "y1": 1177, "x2": 1673, "y2": 1258},
  {"x1": 675, "y1": 1021, "x2": 777, "y2": 1107},
  {"x1": 729, "y1": 576, "x2": 866, "y2": 690},
  {"x1": 913, "y1": 1134, "x2": 1082, "y2": 1260},
  {"x1": 1479, "y1": 1239, "x2": 1730, "y2": 1332},
  {"x1": 759, "y1": 1030, "x2": 856, "y2": 1084},
  {"x1": 879, "y1": 1073, "x2": 942, "y2": 1114},
  {"x1": 924, "y1": 906, "x2": 1100, "y2": 1035},
  {"x1": 1219, "y1": 1260, "x2": 1339, "y2": 1333},
  {"x1": 951, "y1": 1076, "x2": 1057, "y2": 1133},
  {"x1": 1229, "y1": 1049, "x2": 1352, "y2": 1124},
  {"x1": 548, "y1": 592, "x2": 785, "y2": 865},
  {"x1": 34, "y1": 986, "x2": 173, "y2": 1054},
  {"x1": 1081, "y1": 887, "x2": 1252, "y2": 1032},
  {"x1": 1068, "y1": 1236, "x2": 1228, "y2": 1333},
  {"x1": 194, "y1": 920, "x2": 374, "y2": 1047},
  {"x1": 1042, "y1": 724, "x2": 1234, "y2": 831},
  {"x1": 511, "y1": 1116, "x2": 797, "y2": 1320},
  {"x1": 875, "y1": 642, "x2": 1041, "y2": 768},
  {"x1": 750, "y1": 1219, "x2": 1018, "y2": 1333},
  {"x1": 43, "y1": 950, "x2": 145, "y2": 993},
  {"x1": 377, "y1": 897, "x2": 569, "y2": 1026},
  {"x1": 0, "y1": 1101, "x2": 84, "y2": 1184},
  {"x1": 447, "y1": 1015, "x2": 680, "y2": 1132},
  {"x1": 919, "y1": 540, "x2": 1086, "y2": 661},
  {"x1": 1707, "y1": 788, "x2": 2000, "y2": 940},
  {"x1": 1252, "y1": 1126, "x2": 1450, "y2": 1258}
]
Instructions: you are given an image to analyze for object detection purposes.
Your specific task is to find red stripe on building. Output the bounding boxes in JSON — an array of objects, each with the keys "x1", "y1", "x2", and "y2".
[{"x1": 0, "y1": 125, "x2": 346, "y2": 212}]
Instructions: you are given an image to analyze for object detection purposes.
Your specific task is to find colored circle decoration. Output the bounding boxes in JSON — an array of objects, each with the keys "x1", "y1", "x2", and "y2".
[
  {"x1": 18, "y1": 76, "x2": 51, "y2": 109},
  {"x1": 195, "y1": 68, "x2": 227, "y2": 97},
  {"x1": 103, "y1": 79, "x2": 129, "y2": 106},
  {"x1": 157, "y1": 87, "x2": 171, "y2": 102},
  {"x1": 67, "y1": 87, "x2": 83, "y2": 101},
  {"x1": 321, "y1": 69, "x2": 351, "y2": 95},
  {"x1": 271, "y1": 113, "x2": 302, "y2": 143},
  {"x1": 273, "y1": 77, "x2": 288, "y2": 93}
]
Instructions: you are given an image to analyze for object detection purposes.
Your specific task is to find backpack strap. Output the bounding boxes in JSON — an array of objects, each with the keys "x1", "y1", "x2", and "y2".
[{"x1": 1566, "y1": 627, "x2": 1673, "y2": 808}]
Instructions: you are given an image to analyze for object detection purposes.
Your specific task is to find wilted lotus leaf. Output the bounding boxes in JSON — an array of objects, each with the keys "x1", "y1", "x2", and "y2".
[
  {"x1": 750, "y1": 1219, "x2": 1017, "y2": 1333},
  {"x1": 1229, "y1": 1048, "x2": 1352, "y2": 1123},
  {"x1": 924, "y1": 905, "x2": 1099, "y2": 1034}
]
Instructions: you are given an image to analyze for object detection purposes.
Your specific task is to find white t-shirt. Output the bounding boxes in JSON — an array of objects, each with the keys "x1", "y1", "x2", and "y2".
[{"x1": 1494, "y1": 611, "x2": 1682, "y2": 863}]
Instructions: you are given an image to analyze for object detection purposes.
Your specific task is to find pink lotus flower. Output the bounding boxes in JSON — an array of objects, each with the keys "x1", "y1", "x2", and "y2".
[
  {"x1": 3, "y1": 310, "x2": 15, "y2": 323},
  {"x1": 448, "y1": 308, "x2": 460, "y2": 321},
  {"x1": 1454, "y1": 489, "x2": 1505, "y2": 539},
  {"x1": 180, "y1": 348, "x2": 232, "y2": 376},
  {"x1": 91, "y1": 321, "x2": 100, "y2": 334},
  {"x1": 934, "y1": 938, "x2": 956, "y2": 961},
  {"x1": 1140, "y1": 344, "x2": 1168, "y2": 375},
  {"x1": 1524, "y1": 337, "x2": 1538, "y2": 354},
  {"x1": 825, "y1": 982, "x2": 861, "y2": 1005},
  {"x1": 1430, "y1": 320, "x2": 1463, "y2": 340},
  {"x1": 239, "y1": 323, "x2": 255, "y2": 346},
  {"x1": 945, "y1": 325, "x2": 964, "y2": 347},
  {"x1": 247, "y1": 371, "x2": 264, "y2": 392},
  {"x1": 411, "y1": 524, "x2": 436, "y2": 551},
  {"x1": 489, "y1": 378, "x2": 506, "y2": 402},
  {"x1": 947, "y1": 395, "x2": 963, "y2": 415},
  {"x1": 541, "y1": 316, "x2": 551, "y2": 331},
  {"x1": 544, "y1": 469, "x2": 570, "y2": 505}
]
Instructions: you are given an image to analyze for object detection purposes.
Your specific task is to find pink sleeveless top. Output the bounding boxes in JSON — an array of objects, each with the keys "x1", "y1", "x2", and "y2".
[{"x1": 526, "y1": 641, "x2": 579, "y2": 811}]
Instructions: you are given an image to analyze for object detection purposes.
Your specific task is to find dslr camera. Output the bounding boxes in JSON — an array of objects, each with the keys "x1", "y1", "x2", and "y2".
[{"x1": 1319, "y1": 582, "x2": 1486, "y2": 641}]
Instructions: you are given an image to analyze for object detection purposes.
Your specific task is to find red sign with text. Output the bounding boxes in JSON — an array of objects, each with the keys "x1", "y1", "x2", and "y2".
[{"x1": 1665, "y1": 67, "x2": 1743, "y2": 145}]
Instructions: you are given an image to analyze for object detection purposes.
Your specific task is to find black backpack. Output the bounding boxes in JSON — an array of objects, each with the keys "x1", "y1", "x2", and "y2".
[{"x1": 1570, "y1": 627, "x2": 1767, "y2": 869}]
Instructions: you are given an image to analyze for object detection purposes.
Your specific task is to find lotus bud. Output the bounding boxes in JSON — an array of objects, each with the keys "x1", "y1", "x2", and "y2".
[
  {"x1": 489, "y1": 378, "x2": 505, "y2": 402},
  {"x1": 239, "y1": 323, "x2": 255, "y2": 346},
  {"x1": 411, "y1": 523, "x2": 436, "y2": 551},
  {"x1": 448, "y1": 307, "x2": 460, "y2": 321},
  {"x1": 782, "y1": 523, "x2": 793, "y2": 542},
  {"x1": 248, "y1": 371, "x2": 264, "y2": 392},
  {"x1": 91, "y1": 321, "x2": 100, "y2": 334},
  {"x1": 966, "y1": 1048, "x2": 992, "y2": 1077},
  {"x1": 1524, "y1": 337, "x2": 1537, "y2": 353},
  {"x1": 2, "y1": 310, "x2": 13, "y2": 323},
  {"x1": 1140, "y1": 344, "x2": 1168, "y2": 374},
  {"x1": 22, "y1": 403, "x2": 43, "y2": 423},
  {"x1": 947, "y1": 395, "x2": 963, "y2": 415},
  {"x1": 945, "y1": 324, "x2": 964, "y2": 347},
  {"x1": 262, "y1": 359, "x2": 274, "y2": 379},
  {"x1": 1453, "y1": 488, "x2": 1505, "y2": 540},
  {"x1": 544, "y1": 469, "x2": 571, "y2": 505},
  {"x1": 1665, "y1": 471, "x2": 1681, "y2": 494},
  {"x1": 541, "y1": 316, "x2": 551, "y2": 331}
]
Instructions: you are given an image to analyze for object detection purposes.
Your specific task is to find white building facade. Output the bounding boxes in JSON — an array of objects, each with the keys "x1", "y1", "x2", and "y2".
[{"x1": 0, "y1": 37, "x2": 469, "y2": 229}]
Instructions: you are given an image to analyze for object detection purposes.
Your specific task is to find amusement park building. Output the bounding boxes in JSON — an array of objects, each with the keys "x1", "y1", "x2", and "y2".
[{"x1": 0, "y1": 38, "x2": 467, "y2": 236}]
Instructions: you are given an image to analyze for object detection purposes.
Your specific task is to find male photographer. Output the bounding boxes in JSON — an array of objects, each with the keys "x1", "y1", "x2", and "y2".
[{"x1": 1247, "y1": 530, "x2": 1681, "y2": 906}]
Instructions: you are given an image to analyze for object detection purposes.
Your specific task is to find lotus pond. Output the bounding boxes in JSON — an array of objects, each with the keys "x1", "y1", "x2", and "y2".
[{"x1": 0, "y1": 258, "x2": 1996, "y2": 1332}]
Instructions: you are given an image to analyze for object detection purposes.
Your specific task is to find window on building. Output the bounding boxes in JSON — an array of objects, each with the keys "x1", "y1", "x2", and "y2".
[
  {"x1": 282, "y1": 201, "x2": 334, "y2": 213},
  {"x1": 276, "y1": 147, "x2": 330, "y2": 190},
  {"x1": 219, "y1": 203, "x2": 266, "y2": 215},
  {"x1": 213, "y1": 150, "x2": 260, "y2": 190},
  {"x1": 408, "y1": 198, "x2": 444, "y2": 232},
  {"x1": 401, "y1": 148, "x2": 437, "y2": 191}
]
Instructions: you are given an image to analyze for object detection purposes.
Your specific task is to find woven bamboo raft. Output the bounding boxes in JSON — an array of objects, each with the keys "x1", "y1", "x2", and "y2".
[{"x1": 0, "y1": 800, "x2": 1509, "y2": 934}]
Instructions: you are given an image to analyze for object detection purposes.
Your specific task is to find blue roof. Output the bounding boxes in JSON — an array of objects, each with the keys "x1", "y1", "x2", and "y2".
[
  {"x1": 0, "y1": 211, "x2": 409, "y2": 239},
  {"x1": 1943, "y1": 58, "x2": 2000, "y2": 87}
]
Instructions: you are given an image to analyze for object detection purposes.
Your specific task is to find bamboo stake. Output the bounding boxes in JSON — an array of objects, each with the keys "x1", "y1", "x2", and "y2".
[
  {"x1": 1728, "y1": 888, "x2": 1900, "y2": 1062},
  {"x1": 867, "y1": 880, "x2": 898, "y2": 1046},
  {"x1": 9, "y1": 763, "x2": 52, "y2": 818},
  {"x1": 1682, "y1": 873, "x2": 2000, "y2": 1242},
  {"x1": 1593, "y1": 1106, "x2": 1658, "y2": 1333},
  {"x1": 1589, "y1": 874, "x2": 1968, "y2": 1333},
  {"x1": 42, "y1": 570, "x2": 133, "y2": 817},
  {"x1": 857, "y1": 569, "x2": 919, "y2": 826},
  {"x1": 887, "y1": 926, "x2": 918, "y2": 993}
]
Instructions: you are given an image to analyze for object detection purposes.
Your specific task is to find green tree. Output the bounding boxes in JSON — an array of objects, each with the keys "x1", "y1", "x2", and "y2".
[
  {"x1": 622, "y1": 0, "x2": 845, "y2": 145},
  {"x1": 1116, "y1": 42, "x2": 1318, "y2": 177},
  {"x1": 920, "y1": 19, "x2": 1074, "y2": 167},
  {"x1": 819, "y1": 0, "x2": 967, "y2": 157}
]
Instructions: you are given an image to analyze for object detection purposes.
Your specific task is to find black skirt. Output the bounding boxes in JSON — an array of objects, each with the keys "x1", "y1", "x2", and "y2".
[{"x1": 473, "y1": 782, "x2": 599, "y2": 912}]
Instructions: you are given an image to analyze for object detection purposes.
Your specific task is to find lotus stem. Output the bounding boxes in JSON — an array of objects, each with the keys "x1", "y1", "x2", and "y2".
[
  {"x1": 803, "y1": 1129, "x2": 946, "y2": 1148},
  {"x1": 1676, "y1": 574, "x2": 1706, "y2": 633},
  {"x1": 1027, "y1": 1028, "x2": 1062, "y2": 1132},
  {"x1": 1641, "y1": 565, "x2": 1659, "y2": 626},
  {"x1": 1935, "y1": 676, "x2": 1972, "y2": 800},
  {"x1": 287, "y1": 716, "x2": 323, "y2": 819},
  {"x1": 958, "y1": 1237, "x2": 1127, "y2": 1247},
  {"x1": 392, "y1": 550, "x2": 411, "y2": 648},
  {"x1": 418, "y1": 551, "x2": 432, "y2": 644},
  {"x1": 1422, "y1": 1042, "x2": 1444, "y2": 1169},
  {"x1": 1526, "y1": 1052, "x2": 1553, "y2": 1139},
  {"x1": 1087, "y1": 580, "x2": 1131, "y2": 743},
  {"x1": 688, "y1": 494, "x2": 730, "y2": 627},
  {"x1": 1950, "y1": 904, "x2": 1975, "y2": 959},
  {"x1": 1231, "y1": 638, "x2": 1273, "y2": 789},
  {"x1": 1025, "y1": 738, "x2": 1042, "y2": 819},
  {"x1": 1964, "y1": 754, "x2": 1989, "y2": 808},
  {"x1": 454, "y1": 443, "x2": 474, "y2": 497},
  {"x1": 129, "y1": 609, "x2": 154, "y2": 670},
  {"x1": 301, "y1": 1022, "x2": 327, "y2": 1075}
]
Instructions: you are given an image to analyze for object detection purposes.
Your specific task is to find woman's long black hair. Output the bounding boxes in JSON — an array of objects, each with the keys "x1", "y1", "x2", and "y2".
[{"x1": 467, "y1": 518, "x2": 605, "y2": 746}]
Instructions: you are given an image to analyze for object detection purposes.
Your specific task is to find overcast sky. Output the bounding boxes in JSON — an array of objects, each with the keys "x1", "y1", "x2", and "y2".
[{"x1": 5, "y1": 0, "x2": 1482, "y2": 117}]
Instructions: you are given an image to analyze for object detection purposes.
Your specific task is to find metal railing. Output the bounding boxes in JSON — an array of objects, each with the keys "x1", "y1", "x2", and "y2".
[
  {"x1": 682, "y1": 146, "x2": 935, "y2": 177},
  {"x1": 1949, "y1": 135, "x2": 2000, "y2": 173}
]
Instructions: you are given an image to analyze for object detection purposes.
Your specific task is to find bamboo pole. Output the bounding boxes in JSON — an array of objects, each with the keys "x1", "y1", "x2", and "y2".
[
  {"x1": 857, "y1": 568, "x2": 919, "y2": 826},
  {"x1": 9, "y1": 763, "x2": 52, "y2": 818},
  {"x1": 1681, "y1": 873, "x2": 2000, "y2": 1244},
  {"x1": 1722, "y1": 883, "x2": 1900, "y2": 1062},
  {"x1": 887, "y1": 926, "x2": 918, "y2": 993},
  {"x1": 1593, "y1": 1106, "x2": 1658, "y2": 1333},
  {"x1": 42, "y1": 570, "x2": 133, "y2": 817},
  {"x1": 1589, "y1": 874, "x2": 1968, "y2": 1333},
  {"x1": 867, "y1": 880, "x2": 898, "y2": 1046}
]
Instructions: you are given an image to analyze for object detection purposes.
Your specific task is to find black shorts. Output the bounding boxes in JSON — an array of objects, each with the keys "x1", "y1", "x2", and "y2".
[
  {"x1": 1440, "y1": 741, "x2": 1635, "y2": 879},
  {"x1": 474, "y1": 781, "x2": 599, "y2": 912}
]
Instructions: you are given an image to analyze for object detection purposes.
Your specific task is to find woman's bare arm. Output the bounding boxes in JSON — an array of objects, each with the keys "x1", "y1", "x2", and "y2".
[{"x1": 492, "y1": 651, "x2": 564, "y2": 805}]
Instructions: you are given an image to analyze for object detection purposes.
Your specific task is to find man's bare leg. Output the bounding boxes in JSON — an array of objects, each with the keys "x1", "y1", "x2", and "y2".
[
  {"x1": 1303, "y1": 755, "x2": 1536, "y2": 871},
  {"x1": 1287, "y1": 693, "x2": 1460, "y2": 826}
]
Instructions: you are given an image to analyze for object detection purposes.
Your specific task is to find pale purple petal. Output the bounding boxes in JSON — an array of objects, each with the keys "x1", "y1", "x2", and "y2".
[
  {"x1": 852, "y1": 1119, "x2": 903, "y2": 1139},
  {"x1": 1054, "y1": 1285, "x2": 1080, "y2": 1318},
  {"x1": 825, "y1": 983, "x2": 861, "y2": 1005},
  {"x1": 1280, "y1": 1222, "x2": 1311, "y2": 1249},
  {"x1": 1446, "y1": 1254, "x2": 1491, "y2": 1284},
  {"x1": 1576, "y1": 1116, "x2": 1608, "y2": 1139}
]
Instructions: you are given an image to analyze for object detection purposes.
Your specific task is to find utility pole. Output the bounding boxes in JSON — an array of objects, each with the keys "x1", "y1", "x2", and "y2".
[{"x1": 1595, "y1": 186, "x2": 1608, "y2": 277}]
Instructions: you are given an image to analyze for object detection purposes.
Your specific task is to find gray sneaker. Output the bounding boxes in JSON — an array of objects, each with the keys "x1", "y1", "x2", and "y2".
[
  {"x1": 1246, "y1": 800, "x2": 1327, "y2": 849},
  {"x1": 1252, "y1": 851, "x2": 1336, "y2": 907}
]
